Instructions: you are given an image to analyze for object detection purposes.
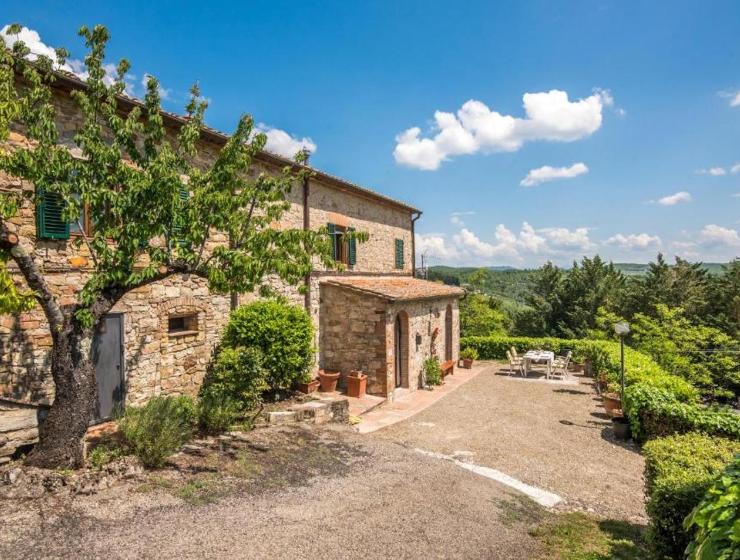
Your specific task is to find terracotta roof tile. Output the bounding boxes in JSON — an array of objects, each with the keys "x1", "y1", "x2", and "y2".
[{"x1": 321, "y1": 276, "x2": 465, "y2": 302}]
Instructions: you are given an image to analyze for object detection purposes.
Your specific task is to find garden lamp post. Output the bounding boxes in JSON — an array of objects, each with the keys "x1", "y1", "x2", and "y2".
[{"x1": 614, "y1": 321, "x2": 630, "y2": 404}]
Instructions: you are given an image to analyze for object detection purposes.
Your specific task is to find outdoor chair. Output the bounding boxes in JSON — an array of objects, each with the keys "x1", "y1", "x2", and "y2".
[
  {"x1": 506, "y1": 350, "x2": 524, "y2": 376},
  {"x1": 551, "y1": 351, "x2": 572, "y2": 379}
]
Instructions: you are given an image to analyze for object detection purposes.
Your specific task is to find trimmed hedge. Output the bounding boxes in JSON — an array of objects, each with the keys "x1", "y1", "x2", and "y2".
[
  {"x1": 461, "y1": 335, "x2": 697, "y2": 402},
  {"x1": 684, "y1": 453, "x2": 740, "y2": 560},
  {"x1": 625, "y1": 384, "x2": 740, "y2": 443},
  {"x1": 643, "y1": 433, "x2": 740, "y2": 560}
]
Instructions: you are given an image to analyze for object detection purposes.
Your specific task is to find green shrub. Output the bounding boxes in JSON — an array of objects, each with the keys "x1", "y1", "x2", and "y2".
[
  {"x1": 460, "y1": 346, "x2": 479, "y2": 360},
  {"x1": 118, "y1": 396, "x2": 196, "y2": 468},
  {"x1": 643, "y1": 433, "x2": 740, "y2": 559},
  {"x1": 197, "y1": 393, "x2": 241, "y2": 435},
  {"x1": 684, "y1": 453, "x2": 740, "y2": 560},
  {"x1": 625, "y1": 384, "x2": 740, "y2": 443},
  {"x1": 201, "y1": 346, "x2": 268, "y2": 410},
  {"x1": 223, "y1": 301, "x2": 314, "y2": 391},
  {"x1": 425, "y1": 357, "x2": 442, "y2": 386},
  {"x1": 87, "y1": 442, "x2": 124, "y2": 470}
]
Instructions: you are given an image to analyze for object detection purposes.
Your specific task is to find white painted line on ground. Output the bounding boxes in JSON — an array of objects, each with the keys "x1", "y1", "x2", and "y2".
[{"x1": 414, "y1": 448, "x2": 563, "y2": 508}]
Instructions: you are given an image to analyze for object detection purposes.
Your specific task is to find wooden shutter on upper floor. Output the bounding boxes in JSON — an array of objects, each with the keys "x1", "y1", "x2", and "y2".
[
  {"x1": 348, "y1": 227, "x2": 356, "y2": 266},
  {"x1": 36, "y1": 188, "x2": 70, "y2": 240},
  {"x1": 327, "y1": 223, "x2": 338, "y2": 260},
  {"x1": 395, "y1": 238, "x2": 404, "y2": 269},
  {"x1": 173, "y1": 185, "x2": 189, "y2": 245}
]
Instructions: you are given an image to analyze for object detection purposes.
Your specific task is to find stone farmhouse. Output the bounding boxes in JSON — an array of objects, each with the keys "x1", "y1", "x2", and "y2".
[{"x1": 0, "y1": 70, "x2": 463, "y2": 461}]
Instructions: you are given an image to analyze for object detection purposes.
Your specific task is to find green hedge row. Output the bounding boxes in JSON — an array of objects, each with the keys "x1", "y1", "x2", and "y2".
[
  {"x1": 461, "y1": 335, "x2": 698, "y2": 402},
  {"x1": 643, "y1": 433, "x2": 740, "y2": 560},
  {"x1": 625, "y1": 384, "x2": 740, "y2": 444}
]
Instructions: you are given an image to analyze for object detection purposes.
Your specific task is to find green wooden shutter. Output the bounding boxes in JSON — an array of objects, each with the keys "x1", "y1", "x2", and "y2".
[
  {"x1": 348, "y1": 227, "x2": 356, "y2": 266},
  {"x1": 36, "y1": 188, "x2": 70, "y2": 240},
  {"x1": 173, "y1": 186, "x2": 189, "y2": 245},
  {"x1": 327, "y1": 223, "x2": 338, "y2": 260},
  {"x1": 395, "y1": 239, "x2": 404, "y2": 269}
]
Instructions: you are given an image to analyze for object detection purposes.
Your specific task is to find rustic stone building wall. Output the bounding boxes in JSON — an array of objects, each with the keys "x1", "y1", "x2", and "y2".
[
  {"x1": 386, "y1": 298, "x2": 460, "y2": 395},
  {"x1": 319, "y1": 284, "x2": 461, "y2": 398},
  {"x1": 1, "y1": 80, "x2": 417, "y2": 411},
  {"x1": 319, "y1": 284, "x2": 388, "y2": 394}
]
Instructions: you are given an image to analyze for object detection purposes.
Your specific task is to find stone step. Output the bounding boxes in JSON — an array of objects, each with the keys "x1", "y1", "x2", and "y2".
[{"x1": 265, "y1": 398, "x2": 349, "y2": 426}]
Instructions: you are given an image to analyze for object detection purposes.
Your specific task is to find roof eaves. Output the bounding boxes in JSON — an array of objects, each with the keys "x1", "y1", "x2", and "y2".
[{"x1": 48, "y1": 70, "x2": 420, "y2": 213}]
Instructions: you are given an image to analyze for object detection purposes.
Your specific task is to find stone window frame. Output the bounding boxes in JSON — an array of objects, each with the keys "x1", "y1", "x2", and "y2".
[{"x1": 161, "y1": 298, "x2": 206, "y2": 340}]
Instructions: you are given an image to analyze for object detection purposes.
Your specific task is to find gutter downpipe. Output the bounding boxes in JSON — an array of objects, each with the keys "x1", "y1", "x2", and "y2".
[
  {"x1": 302, "y1": 153, "x2": 311, "y2": 311},
  {"x1": 411, "y1": 210, "x2": 422, "y2": 277}
]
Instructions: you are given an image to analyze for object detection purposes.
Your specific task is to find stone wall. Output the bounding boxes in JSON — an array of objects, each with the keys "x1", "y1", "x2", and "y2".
[
  {"x1": 319, "y1": 284, "x2": 461, "y2": 398},
  {"x1": 319, "y1": 284, "x2": 388, "y2": 394},
  {"x1": 0, "y1": 82, "x2": 416, "y2": 410},
  {"x1": 386, "y1": 298, "x2": 460, "y2": 395}
]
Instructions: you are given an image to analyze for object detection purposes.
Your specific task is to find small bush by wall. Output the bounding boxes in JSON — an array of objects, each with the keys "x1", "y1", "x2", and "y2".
[
  {"x1": 223, "y1": 300, "x2": 314, "y2": 392},
  {"x1": 643, "y1": 433, "x2": 740, "y2": 560},
  {"x1": 684, "y1": 452, "x2": 740, "y2": 560},
  {"x1": 424, "y1": 357, "x2": 442, "y2": 386},
  {"x1": 118, "y1": 396, "x2": 196, "y2": 468}
]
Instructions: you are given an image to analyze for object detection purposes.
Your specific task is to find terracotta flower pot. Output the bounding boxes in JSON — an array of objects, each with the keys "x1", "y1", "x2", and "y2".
[
  {"x1": 462, "y1": 358, "x2": 473, "y2": 369},
  {"x1": 297, "y1": 379, "x2": 320, "y2": 394},
  {"x1": 346, "y1": 371, "x2": 367, "y2": 398},
  {"x1": 602, "y1": 393, "x2": 622, "y2": 416},
  {"x1": 318, "y1": 370, "x2": 340, "y2": 392}
]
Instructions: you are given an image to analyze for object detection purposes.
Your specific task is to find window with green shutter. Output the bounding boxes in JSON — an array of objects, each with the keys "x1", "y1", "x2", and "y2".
[
  {"x1": 347, "y1": 227, "x2": 356, "y2": 266},
  {"x1": 36, "y1": 188, "x2": 70, "y2": 240},
  {"x1": 172, "y1": 186, "x2": 189, "y2": 246},
  {"x1": 395, "y1": 238, "x2": 404, "y2": 269}
]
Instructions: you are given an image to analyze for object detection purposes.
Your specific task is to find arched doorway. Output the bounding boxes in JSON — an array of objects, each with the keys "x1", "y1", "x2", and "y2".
[
  {"x1": 444, "y1": 304, "x2": 453, "y2": 361},
  {"x1": 394, "y1": 312, "x2": 408, "y2": 388}
]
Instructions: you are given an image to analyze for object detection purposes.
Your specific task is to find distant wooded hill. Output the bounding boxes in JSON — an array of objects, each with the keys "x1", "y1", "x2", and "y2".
[{"x1": 425, "y1": 262, "x2": 730, "y2": 305}]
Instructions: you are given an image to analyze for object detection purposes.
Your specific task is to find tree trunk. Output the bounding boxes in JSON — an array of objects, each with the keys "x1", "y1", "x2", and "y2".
[{"x1": 24, "y1": 323, "x2": 96, "y2": 469}]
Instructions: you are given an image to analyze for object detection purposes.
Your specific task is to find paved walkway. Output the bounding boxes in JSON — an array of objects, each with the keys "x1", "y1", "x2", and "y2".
[{"x1": 355, "y1": 362, "x2": 486, "y2": 433}]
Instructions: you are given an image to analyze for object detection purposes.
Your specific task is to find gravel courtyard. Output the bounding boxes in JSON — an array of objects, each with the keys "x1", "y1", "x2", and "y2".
[{"x1": 0, "y1": 363, "x2": 646, "y2": 559}]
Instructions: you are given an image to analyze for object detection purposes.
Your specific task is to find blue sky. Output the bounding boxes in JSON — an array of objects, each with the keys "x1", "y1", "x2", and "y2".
[{"x1": 3, "y1": 0, "x2": 740, "y2": 267}]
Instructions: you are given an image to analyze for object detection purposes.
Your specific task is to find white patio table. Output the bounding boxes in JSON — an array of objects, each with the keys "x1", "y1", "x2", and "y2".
[{"x1": 522, "y1": 350, "x2": 555, "y2": 378}]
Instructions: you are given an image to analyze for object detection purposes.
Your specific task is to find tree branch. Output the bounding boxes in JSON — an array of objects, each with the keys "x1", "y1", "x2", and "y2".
[{"x1": 0, "y1": 219, "x2": 65, "y2": 334}]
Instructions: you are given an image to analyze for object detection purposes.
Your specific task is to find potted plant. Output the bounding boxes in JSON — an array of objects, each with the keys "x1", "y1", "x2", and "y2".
[
  {"x1": 602, "y1": 392, "x2": 622, "y2": 416},
  {"x1": 346, "y1": 370, "x2": 367, "y2": 398},
  {"x1": 318, "y1": 369, "x2": 340, "y2": 392},
  {"x1": 596, "y1": 372, "x2": 609, "y2": 393},
  {"x1": 297, "y1": 373, "x2": 320, "y2": 394},
  {"x1": 459, "y1": 347, "x2": 478, "y2": 369},
  {"x1": 611, "y1": 416, "x2": 631, "y2": 440}
]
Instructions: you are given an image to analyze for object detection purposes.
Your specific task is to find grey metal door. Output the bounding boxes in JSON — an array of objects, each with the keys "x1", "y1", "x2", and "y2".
[{"x1": 92, "y1": 314, "x2": 124, "y2": 423}]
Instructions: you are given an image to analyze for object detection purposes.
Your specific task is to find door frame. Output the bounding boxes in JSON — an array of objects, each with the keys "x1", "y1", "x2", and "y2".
[
  {"x1": 394, "y1": 315, "x2": 403, "y2": 388},
  {"x1": 92, "y1": 312, "x2": 126, "y2": 424}
]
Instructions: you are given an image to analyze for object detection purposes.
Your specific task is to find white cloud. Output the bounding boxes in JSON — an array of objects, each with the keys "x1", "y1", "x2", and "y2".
[
  {"x1": 256, "y1": 124, "x2": 317, "y2": 159},
  {"x1": 394, "y1": 89, "x2": 613, "y2": 170},
  {"x1": 700, "y1": 224, "x2": 740, "y2": 247},
  {"x1": 538, "y1": 227, "x2": 595, "y2": 251},
  {"x1": 415, "y1": 233, "x2": 460, "y2": 261},
  {"x1": 697, "y1": 166, "x2": 727, "y2": 176},
  {"x1": 732, "y1": 164, "x2": 740, "y2": 174},
  {"x1": 732, "y1": 193, "x2": 740, "y2": 198},
  {"x1": 605, "y1": 233, "x2": 661, "y2": 250},
  {"x1": 450, "y1": 211, "x2": 475, "y2": 227},
  {"x1": 657, "y1": 191, "x2": 692, "y2": 206},
  {"x1": 720, "y1": 89, "x2": 740, "y2": 107},
  {"x1": 418, "y1": 222, "x2": 596, "y2": 265},
  {"x1": 520, "y1": 162, "x2": 589, "y2": 187}
]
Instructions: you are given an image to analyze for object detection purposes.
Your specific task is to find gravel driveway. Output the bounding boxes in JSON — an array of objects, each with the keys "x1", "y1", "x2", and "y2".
[
  {"x1": 0, "y1": 363, "x2": 645, "y2": 559},
  {"x1": 376, "y1": 362, "x2": 646, "y2": 523}
]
